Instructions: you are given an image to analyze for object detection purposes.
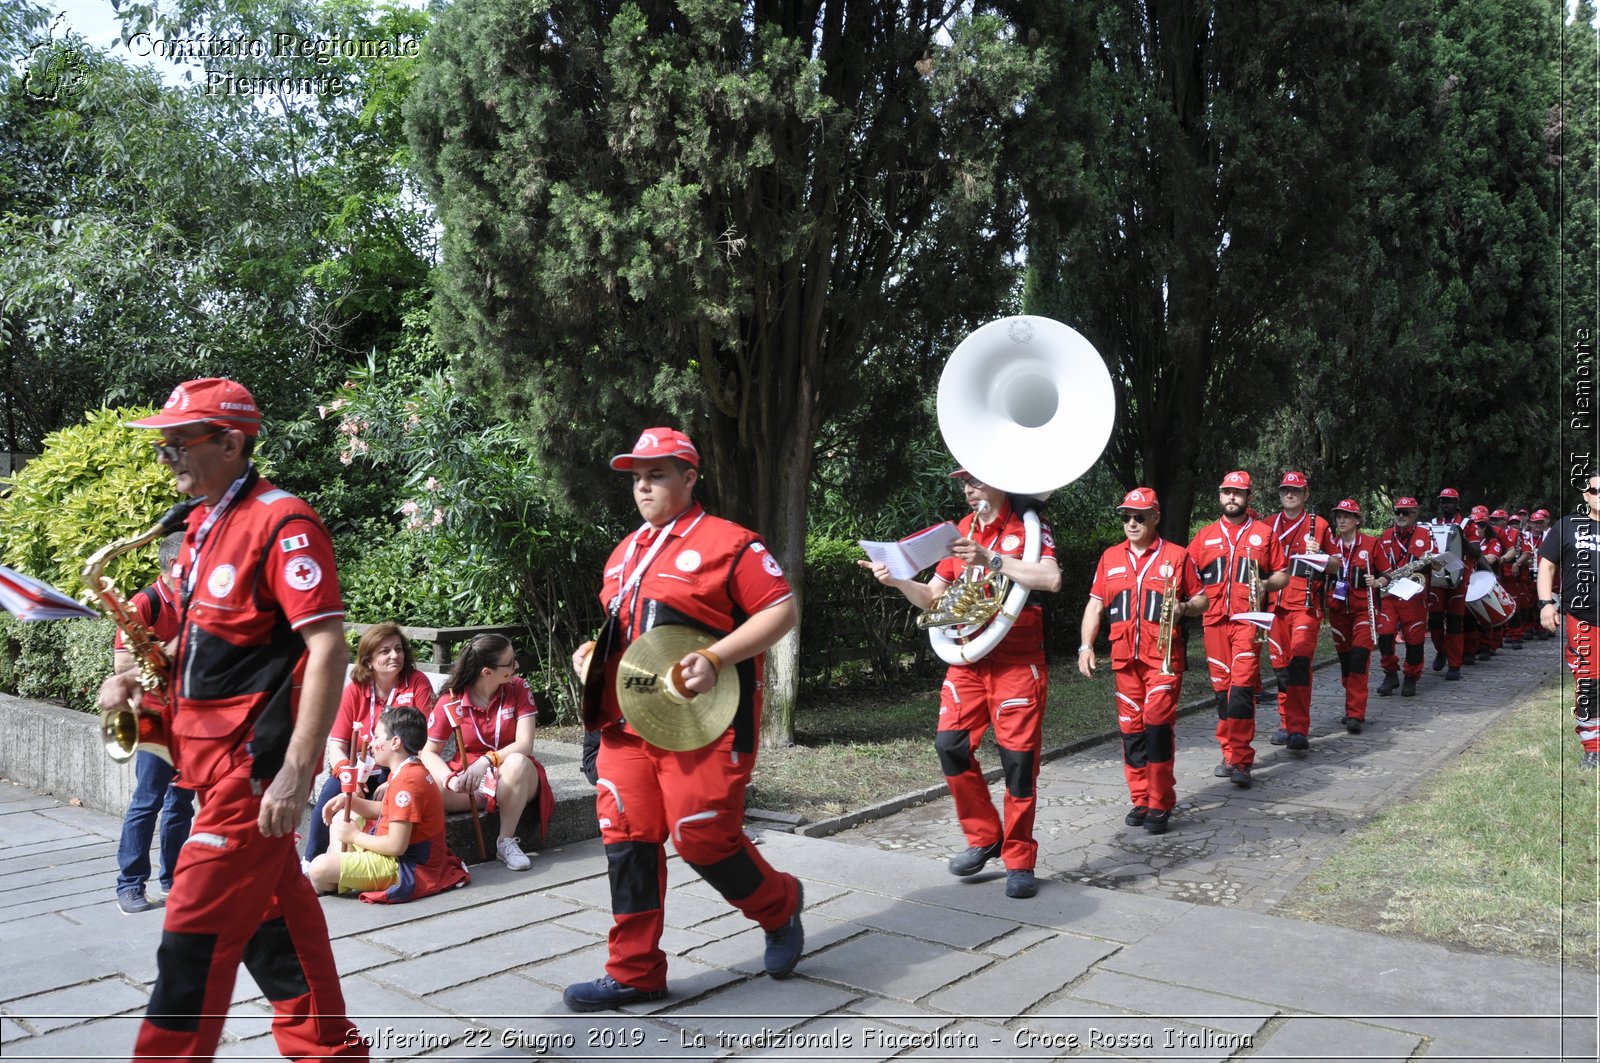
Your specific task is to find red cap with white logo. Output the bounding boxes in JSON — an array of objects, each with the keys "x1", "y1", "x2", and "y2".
[
  {"x1": 127, "y1": 379, "x2": 262, "y2": 437},
  {"x1": 1279, "y1": 471, "x2": 1308, "y2": 489},
  {"x1": 1333, "y1": 498, "x2": 1362, "y2": 517},
  {"x1": 1438, "y1": 487, "x2": 1461, "y2": 499},
  {"x1": 1119, "y1": 487, "x2": 1159, "y2": 511},
  {"x1": 1220, "y1": 470, "x2": 1252, "y2": 490},
  {"x1": 1394, "y1": 497, "x2": 1420, "y2": 509},
  {"x1": 610, "y1": 428, "x2": 701, "y2": 470}
]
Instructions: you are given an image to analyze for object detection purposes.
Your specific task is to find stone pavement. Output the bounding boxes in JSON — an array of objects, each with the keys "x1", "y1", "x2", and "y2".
[{"x1": 1, "y1": 639, "x2": 1596, "y2": 1061}]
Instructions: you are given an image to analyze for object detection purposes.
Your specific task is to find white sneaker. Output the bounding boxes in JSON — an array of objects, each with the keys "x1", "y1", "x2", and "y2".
[
  {"x1": 495, "y1": 836, "x2": 531, "y2": 871},
  {"x1": 300, "y1": 858, "x2": 313, "y2": 876}
]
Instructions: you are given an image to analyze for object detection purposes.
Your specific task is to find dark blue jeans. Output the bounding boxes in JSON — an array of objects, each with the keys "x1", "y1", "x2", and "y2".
[
  {"x1": 302, "y1": 765, "x2": 389, "y2": 861},
  {"x1": 116, "y1": 750, "x2": 196, "y2": 897}
]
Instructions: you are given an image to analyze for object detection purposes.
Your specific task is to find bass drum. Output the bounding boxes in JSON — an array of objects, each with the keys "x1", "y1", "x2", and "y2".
[
  {"x1": 1420, "y1": 522, "x2": 1465, "y2": 588},
  {"x1": 1466, "y1": 571, "x2": 1516, "y2": 627}
]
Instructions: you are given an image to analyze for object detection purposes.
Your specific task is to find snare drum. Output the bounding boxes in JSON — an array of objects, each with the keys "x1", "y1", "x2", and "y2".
[
  {"x1": 1466, "y1": 571, "x2": 1516, "y2": 627},
  {"x1": 1420, "y1": 522, "x2": 1465, "y2": 588}
]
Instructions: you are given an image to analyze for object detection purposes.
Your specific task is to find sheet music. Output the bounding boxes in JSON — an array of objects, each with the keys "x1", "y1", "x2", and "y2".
[
  {"x1": 859, "y1": 522, "x2": 962, "y2": 580},
  {"x1": 0, "y1": 566, "x2": 98, "y2": 621}
]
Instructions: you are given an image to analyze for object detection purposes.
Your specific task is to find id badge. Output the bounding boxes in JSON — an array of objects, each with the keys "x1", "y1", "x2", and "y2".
[{"x1": 1331, "y1": 577, "x2": 1350, "y2": 603}]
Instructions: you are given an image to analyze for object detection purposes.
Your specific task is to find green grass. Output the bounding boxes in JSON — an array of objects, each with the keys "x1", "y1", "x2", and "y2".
[{"x1": 1280, "y1": 680, "x2": 1599, "y2": 969}]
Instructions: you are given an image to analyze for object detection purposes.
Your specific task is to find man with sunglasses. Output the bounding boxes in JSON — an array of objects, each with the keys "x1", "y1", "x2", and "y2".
[
  {"x1": 1538, "y1": 474, "x2": 1600, "y2": 770},
  {"x1": 1426, "y1": 487, "x2": 1470, "y2": 679},
  {"x1": 1266, "y1": 472, "x2": 1339, "y2": 751},
  {"x1": 1187, "y1": 471, "x2": 1290, "y2": 787},
  {"x1": 1080, "y1": 488, "x2": 1206, "y2": 833},
  {"x1": 863, "y1": 467, "x2": 1061, "y2": 898},
  {"x1": 99, "y1": 378, "x2": 364, "y2": 1060},
  {"x1": 1373, "y1": 498, "x2": 1435, "y2": 698}
]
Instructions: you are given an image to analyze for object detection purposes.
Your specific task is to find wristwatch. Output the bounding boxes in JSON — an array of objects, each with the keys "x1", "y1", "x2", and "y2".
[{"x1": 1539, "y1": 599, "x2": 1557, "y2": 607}]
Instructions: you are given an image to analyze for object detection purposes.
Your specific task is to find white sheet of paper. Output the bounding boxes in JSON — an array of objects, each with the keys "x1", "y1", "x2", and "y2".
[
  {"x1": 1386, "y1": 577, "x2": 1424, "y2": 601},
  {"x1": 859, "y1": 522, "x2": 962, "y2": 580},
  {"x1": 0, "y1": 566, "x2": 99, "y2": 621}
]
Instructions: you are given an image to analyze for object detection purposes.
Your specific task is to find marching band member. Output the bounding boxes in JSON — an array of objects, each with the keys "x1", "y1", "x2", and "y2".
[
  {"x1": 1538, "y1": 473, "x2": 1600, "y2": 771},
  {"x1": 1503, "y1": 512, "x2": 1534, "y2": 646},
  {"x1": 1465, "y1": 506, "x2": 1506, "y2": 661},
  {"x1": 1374, "y1": 498, "x2": 1433, "y2": 698},
  {"x1": 100, "y1": 378, "x2": 364, "y2": 1060},
  {"x1": 1325, "y1": 500, "x2": 1391, "y2": 733},
  {"x1": 1427, "y1": 487, "x2": 1469, "y2": 680},
  {"x1": 864, "y1": 467, "x2": 1061, "y2": 898},
  {"x1": 566, "y1": 428, "x2": 804, "y2": 1010},
  {"x1": 1187, "y1": 471, "x2": 1289, "y2": 787},
  {"x1": 1266, "y1": 472, "x2": 1338, "y2": 751},
  {"x1": 1527, "y1": 510, "x2": 1554, "y2": 639},
  {"x1": 1079, "y1": 488, "x2": 1206, "y2": 834}
]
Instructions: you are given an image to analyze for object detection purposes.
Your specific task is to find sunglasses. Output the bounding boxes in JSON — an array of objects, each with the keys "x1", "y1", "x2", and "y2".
[
  {"x1": 1118, "y1": 511, "x2": 1152, "y2": 524},
  {"x1": 1585, "y1": 487, "x2": 1600, "y2": 496},
  {"x1": 1393, "y1": 510, "x2": 1417, "y2": 516},
  {"x1": 151, "y1": 427, "x2": 226, "y2": 462}
]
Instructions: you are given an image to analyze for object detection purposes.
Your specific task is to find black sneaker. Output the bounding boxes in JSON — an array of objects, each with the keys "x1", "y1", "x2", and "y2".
[
  {"x1": 1581, "y1": 750, "x2": 1600, "y2": 771},
  {"x1": 1377, "y1": 673, "x2": 1399, "y2": 697},
  {"x1": 1124, "y1": 805, "x2": 1148, "y2": 826},
  {"x1": 1230, "y1": 765, "x2": 1252, "y2": 788},
  {"x1": 1004, "y1": 869, "x2": 1038, "y2": 899},
  {"x1": 116, "y1": 892, "x2": 161, "y2": 915},
  {"x1": 1213, "y1": 760, "x2": 1233, "y2": 778},
  {"x1": 1445, "y1": 667, "x2": 1462, "y2": 681},
  {"x1": 1342, "y1": 715, "x2": 1363, "y2": 734},
  {"x1": 948, "y1": 841, "x2": 1002, "y2": 877},
  {"x1": 1509, "y1": 639, "x2": 1523, "y2": 650},
  {"x1": 1401, "y1": 676, "x2": 1418, "y2": 697},
  {"x1": 1286, "y1": 732, "x2": 1309, "y2": 751},
  {"x1": 1477, "y1": 650, "x2": 1493, "y2": 662},
  {"x1": 1143, "y1": 809, "x2": 1171, "y2": 835},
  {"x1": 763, "y1": 882, "x2": 805, "y2": 978},
  {"x1": 1432, "y1": 652, "x2": 1446, "y2": 672},
  {"x1": 1269, "y1": 728, "x2": 1289, "y2": 746},
  {"x1": 562, "y1": 975, "x2": 666, "y2": 1012}
]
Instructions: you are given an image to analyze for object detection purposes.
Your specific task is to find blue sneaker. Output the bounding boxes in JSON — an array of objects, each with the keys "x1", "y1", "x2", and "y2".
[
  {"x1": 1004, "y1": 869, "x2": 1038, "y2": 899},
  {"x1": 764, "y1": 882, "x2": 805, "y2": 979},
  {"x1": 561, "y1": 975, "x2": 665, "y2": 1013},
  {"x1": 948, "y1": 841, "x2": 1002, "y2": 876}
]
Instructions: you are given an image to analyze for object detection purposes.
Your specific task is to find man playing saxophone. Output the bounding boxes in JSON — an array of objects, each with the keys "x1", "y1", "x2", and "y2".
[
  {"x1": 1078, "y1": 488, "x2": 1207, "y2": 834},
  {"x1": 97, "y1": 378, "x2": 364, "y2": 1061},
  {"x1": 859, "y1": 467, "x2": 1061, "y2": 899}
]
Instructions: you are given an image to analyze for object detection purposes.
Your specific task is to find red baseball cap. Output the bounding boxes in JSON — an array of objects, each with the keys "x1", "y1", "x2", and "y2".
[
  {"x1": 1490, "y1": 508, "x2": 1509, "y2": 519},
  {"x1": 1532, "y1": 509, "x2": 1551, "y2": 521},
  {"x1": 1119, "y1": 487, "x2": 1159, "y2": 511},
  {"x1": 610, "y1": 427, "x2": 700, "y2": 470},
  {"x1": 1333, "y1": 498, "x2": 1362, "y2": 517},
  {"x1": 127, "y1": 378, "x2": 262, "y2": 437},
  {"x1": 1220, "y1": 470, "x2": 1252, "y2": 491},
  {"x1": 1394, "y1": 497, "x2": 1420, "y2": 509},
  {"x1": 1438, "y1": 487, "x2": 1460, "y2": 499},
  {"x1": 1279, "y1": 471, "x2": 1308, "y2": 489},
  {"x1": 1507, "y1": 514, "x2": 1523, "y2": 524},
  {"x1": 1469, "y1": 505, "x2": 1490, "y2": 520}
]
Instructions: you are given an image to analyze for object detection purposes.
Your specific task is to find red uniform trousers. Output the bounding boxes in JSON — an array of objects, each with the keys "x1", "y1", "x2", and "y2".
[
  {"x1": 1327, "y1": 603, "x2": 1374, "y2": 720},
  {"x1": 1562, "y1": 615, "x2": 1600, "y2": 753},
  {"x1": 594, "y1": 728, "x2": 799, "y2": 992},
  {"x1": 1269, "y1": 607, "x2": 1321, "y2": 737},
  {"x1": 1427, "y1": 579, "x2": 1467, "y2": 668},
  {"x1": 1377, "y1": 593, "x2": 1429, "y2": 680},
  {"x1": 1112, "y1": 661, "x2": 1181, "y2": 812},
  {"x1": 135, "y1": 760, "x2": 364, "y2": 1062},
  {"x1": 936, "y1": 656, "x2": 1046, "y2": 871},
  {"x1": 1202, "y1": 619, "x2": 1262, "y2": 769}
]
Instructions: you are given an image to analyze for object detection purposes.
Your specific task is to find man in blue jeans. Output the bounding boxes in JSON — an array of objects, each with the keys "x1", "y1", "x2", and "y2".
[{"x1": 113, "y1": 532, "x2": 195, "y2": 914}]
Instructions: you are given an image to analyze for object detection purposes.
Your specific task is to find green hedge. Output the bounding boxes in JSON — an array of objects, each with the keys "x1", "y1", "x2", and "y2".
[{"x1": 0, "y1": 613, "x2": 116, "y2": 713}]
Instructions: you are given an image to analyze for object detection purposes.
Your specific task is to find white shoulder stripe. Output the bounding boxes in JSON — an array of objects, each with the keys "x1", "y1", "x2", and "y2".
[{"x1": 257, "y1": 488, "x2": 296, "y2": 505}]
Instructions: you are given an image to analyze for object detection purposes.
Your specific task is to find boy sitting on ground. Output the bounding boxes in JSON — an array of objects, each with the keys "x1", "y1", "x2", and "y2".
[{"x1": 308, "y1": 705, "x2": 469, "y2": 903}]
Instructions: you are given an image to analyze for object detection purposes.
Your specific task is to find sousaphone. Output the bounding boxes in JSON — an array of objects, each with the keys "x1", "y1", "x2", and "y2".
[{"x1": 926, "y1": 316, "x2": 1115, "y2": 664}]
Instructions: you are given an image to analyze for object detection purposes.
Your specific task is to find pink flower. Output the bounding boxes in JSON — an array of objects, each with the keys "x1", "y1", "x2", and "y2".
[
  {"x1": 431, "y1": 507, "x2": 444, "y2": 527},
  {"x1": 400, "y1": 500, "x2": 419, "y2": 517},
  {"x1": 425, "y1": 477, "x2": 439, "y2": 491},
  {"x1": 339, "y1": 452, "x2": 353, "y2": 466}
]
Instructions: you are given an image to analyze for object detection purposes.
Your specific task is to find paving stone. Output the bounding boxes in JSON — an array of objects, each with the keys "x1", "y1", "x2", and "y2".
[
  {"x1": 6, "y1": 975, "x2": 148, "y2": 1033},
  {"x1": 360, "y1": 892, "x2": 581, "y2": 957},
  {"x1": 1069, "y1": 970, "x2": 1275, "y2": 1037},
  {"x1": 1011, "y1": 1004, "x2": 1249, "y2": 1061},
  {"x1": 0, "y1": 1016, "x2": 141, "y2": 1059},
  {"x1": 1, "y1": 1015, "x2": 31, "y2": 1043},
  {"x1": 663, "y1": 976, "x2": 857, "y2": 1045},
  {"x1": 736, "y1": 1016, "x2": 899, "y2": 1062},
  {"x1": 337, "y1": 974, "x2": 473, "y2": 1058},
  {"x1": 1248, "y1": 1015, "x2": 1422, "y2": 1061},
  {"x1": 796, "y1": 930, "x2": 990, "y2": 1002},
  {"x1": 810, "y1": 889, "x2": 1018, "y2": 949},
  {"x1": 372, "y1": 921, "x2": 597, "y2": 994},
  {"x1": 0, "y1": 940, "x2": 123, "y2": 1002},
  {"x1": 839, "y1": 995, "x2": 956, "y2": 1032},
  {"x1": 676, "y1": 913, "x2": 865, "y2": 975},
  {"x1": 981, "y1": 924, "x2": 1055, "y2": 957},
  {"x1": 924, "y1": 933, "x2": 1118, "y2": 1018}
]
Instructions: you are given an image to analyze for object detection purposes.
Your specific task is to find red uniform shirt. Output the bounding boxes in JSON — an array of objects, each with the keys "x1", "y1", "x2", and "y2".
[
  {"x1": 171, "y1": 470, "x2": 345, "y2": 788},
  {"x1": 1187, "y1": 516, "x2": 1288, "y2": 621},
  {"x1": 1088, "y1": 538, "x2": 1202, "y2": 668},
  {"x1": 1375, "y1": 525, "x2": 1435, "y2": 585},
  {"x1": 1270, "y1": 511, "x2": 1337, "y2": 615},
  {"x1": 363, "y1": 757, "x2": 467, "y2": 904},
  {"x1": 596, "y1": 503, "x2": 794, "y2": 751},
  {"x1": 333, "y1": 670, "x2": 436, "y2": 751},
  {"x1": 115, "y1": 578, "x2": 181, "y2": 713},
  {"x1": 933, "y1": 499, "x2": 1057, "y2": 663},
  {"x1": 428, "y1": 676, "x2": 537, "y2": 770},
  {"x1": 1328, "y1": 532, "x2": 1391, "y2": 610}
]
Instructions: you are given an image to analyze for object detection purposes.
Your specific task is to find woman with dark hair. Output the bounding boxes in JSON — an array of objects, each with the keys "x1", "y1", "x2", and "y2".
[
  {"x1": 302, "y1": 622, "x2": 436, "y2": 863},
  {"x1": 421, "y1": 634, "x2": 552, "y2": 870}
]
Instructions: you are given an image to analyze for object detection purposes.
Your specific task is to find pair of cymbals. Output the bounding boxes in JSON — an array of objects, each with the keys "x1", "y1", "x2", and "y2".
[{"x1": 613, "y1": 625, "x2": 739, "y2": 751}]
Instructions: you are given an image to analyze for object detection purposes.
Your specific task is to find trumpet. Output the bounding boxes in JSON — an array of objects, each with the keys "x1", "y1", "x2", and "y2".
[
  {"x1": 1248, "y1": 558, "x2": 1269, "y2": 647},
  {"x1": 1156, "y1": 575, "x2": 1178, "y2": 676},
  {"x1": 82, "y1": 499, "x2": 199, "y2": 763}
]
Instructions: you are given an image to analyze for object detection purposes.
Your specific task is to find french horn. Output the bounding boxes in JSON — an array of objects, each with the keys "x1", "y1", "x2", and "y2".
[{"x1": 925, "y1": 316, "x2": 1115, "y2": 664}]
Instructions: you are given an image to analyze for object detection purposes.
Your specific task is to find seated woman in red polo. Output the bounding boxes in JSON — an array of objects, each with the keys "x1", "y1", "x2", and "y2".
[{"x1": 420, "y1": 634, "x2": 553, "y2": 870}]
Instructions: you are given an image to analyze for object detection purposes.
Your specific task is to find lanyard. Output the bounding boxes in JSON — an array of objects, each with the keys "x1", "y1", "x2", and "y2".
[
  {"x1": 609, "y1": 509, "x2": 707, "y2": 620},
  {"x1": 461, "y1": 687, "x2": 505, "y2": 751},
  {"x1": 1272, "y1": 512, "x2": 1307, "y2": 550},
  {"x1": 1219, "y1": 518, "x2": 1250, "y2": 587},
  {"x1": 364, "y1": 681, "x2": 400, "y2": 733},
  {"x1": 184, "y1": 465, "x2": 254, "y2": 596},
  {"x1": 1128, "y1": 538, "x2": 1167, "y2": 606}
]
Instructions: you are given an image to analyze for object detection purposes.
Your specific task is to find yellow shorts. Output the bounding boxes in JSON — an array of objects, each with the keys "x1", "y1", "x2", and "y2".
[{"x1": 338, "y1": 848, "x2": 399, "y2": 894}]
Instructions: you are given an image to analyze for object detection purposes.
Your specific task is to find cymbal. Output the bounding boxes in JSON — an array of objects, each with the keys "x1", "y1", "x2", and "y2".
[{"x1": 616, "y1": 625, "x2": 738, "y2": 751}]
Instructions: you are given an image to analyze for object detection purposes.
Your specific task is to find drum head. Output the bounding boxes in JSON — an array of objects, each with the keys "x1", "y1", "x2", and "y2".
[{"x1": 1465, "y1": 570, "x2": 1497, "y2": 603}]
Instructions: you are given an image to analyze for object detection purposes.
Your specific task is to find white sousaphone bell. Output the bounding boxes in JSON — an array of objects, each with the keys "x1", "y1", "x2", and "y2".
[{"x1": 925, "y1": 316, "x2": 1116, "y2": 665}]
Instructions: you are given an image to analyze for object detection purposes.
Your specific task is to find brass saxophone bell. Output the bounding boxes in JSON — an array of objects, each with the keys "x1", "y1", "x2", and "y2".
[{"x1": 101, "y1": 705, "x2": 172, "y2": 765}]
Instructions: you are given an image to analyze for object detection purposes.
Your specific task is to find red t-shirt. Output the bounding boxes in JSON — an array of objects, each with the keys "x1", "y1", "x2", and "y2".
[
  {"x1": 361, "y1": 757, "x2": 468, "y2": 904},
  {"x1": 171, "y1": 470, "x2": 345, "y2": 788},
  {"x1": 428, "y1": 676, "x2": 537, "y2": 770},
  {"x1": 332, "y1": 669, "x2": 436, "y2": 751},
  {"x1": 1187, "y1": 516, "x2": 1288, "y2": 622},
  {"x1": 1088, "y1": 538, "x2": 1202, "y2": 668},
  {"x1": 932, "y1": 499, "x2": 1057, "y2": 663}
]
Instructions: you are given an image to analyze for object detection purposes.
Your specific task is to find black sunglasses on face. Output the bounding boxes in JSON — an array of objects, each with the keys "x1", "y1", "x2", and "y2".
[
  {"x1": 1119, "y1": 511, "x2": 1152, "y2": 524},
  {"x1": 151, "y1": 427, "x2": 225, "y2": 462}
]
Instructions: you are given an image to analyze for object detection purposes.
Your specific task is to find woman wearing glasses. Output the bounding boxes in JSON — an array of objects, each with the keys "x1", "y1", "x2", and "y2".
[
  {"x1": 1079, "y1": 488, "x2": 1207, "y2": 834},
  {"x1": 421, "y1": 634, "x2": 551, "y2": 869}
]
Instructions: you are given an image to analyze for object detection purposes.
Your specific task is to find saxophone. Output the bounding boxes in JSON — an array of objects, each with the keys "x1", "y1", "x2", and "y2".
[{"x1": 81, "y1": 499, "x2": 200, "y2": 764}]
